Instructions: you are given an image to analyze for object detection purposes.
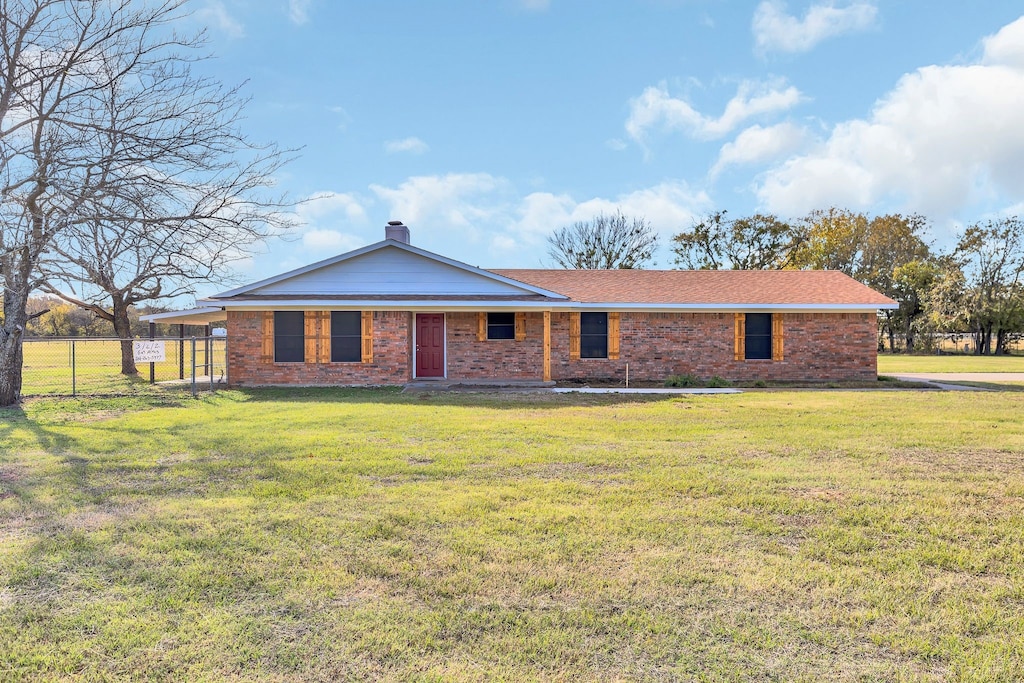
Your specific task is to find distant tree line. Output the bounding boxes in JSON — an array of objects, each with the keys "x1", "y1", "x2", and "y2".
[
  {"x1": 549, "y1": 207, "x2": 1024, "y2": 356},
  {"x1": 673, "y1": 208, "x2": 1023, "y2": 355},
  {"x1": 21, "y1": 296, "x2": 195, "y2": 339}
]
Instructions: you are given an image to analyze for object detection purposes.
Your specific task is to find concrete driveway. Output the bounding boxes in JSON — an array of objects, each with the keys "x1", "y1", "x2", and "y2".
[{"x1": 889, "y1": 372, "x2": 1024, "y2": 390}]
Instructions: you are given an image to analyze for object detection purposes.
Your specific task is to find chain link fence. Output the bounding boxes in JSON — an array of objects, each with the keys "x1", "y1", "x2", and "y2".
[
  {"x1": 879, "y1": 333, "x2": 1024, "y2": 355},
  {"x1": 21, "y1": 336, "x2": 227, "y2": 398}
]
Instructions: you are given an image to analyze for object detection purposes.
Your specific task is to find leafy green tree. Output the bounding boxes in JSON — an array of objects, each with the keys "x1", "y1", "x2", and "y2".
[
  {"x1": 789, "y1": 208, "x2": 870, "y2": 275},
  {"x1": 952, "y1": 217, "x2": 1024, "y2": 354},
  {"x1": 861, "y1": 214, "x2": 933, "y2": 351},
  {"x1": 891, "y1": 259, "x2": 940, "y2": 352},
  {"x1": 671, "y1": 211, "x2": 799, "y2": 270},
  {"x1": 792, "y1": 209, "x2": 933, "y2": 351}
]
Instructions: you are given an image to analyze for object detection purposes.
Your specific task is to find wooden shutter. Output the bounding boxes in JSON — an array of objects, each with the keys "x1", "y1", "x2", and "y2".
[
  {"x1": 515, "y1": 312, "x2": 526, "y2": 341},
  {"x1": 734, "y1": 313, "x2": 745, "y2": 361},
  {"x1": 304, "y1": 311, "x2": 318, "y2": 363},
  {"x1": 543, "y1": 311, "x2": 551, "y2": 381},
  {"x1": 607, "y1": 312, "x2": 620, "y2": 360},
  {"x1": 772, "y1": 313, "x2": 784, "y2": 361},
  {"x1": 318, "y1": 311, "x2": 331, "y2": 363},
  {"x1": 569, "y1": 312, "x2": 581, "y2": 360},
  {"x1": 261, "y1": 311, "x2": 274, "y2": 363},
  {"x1": 361, "y1": 311, "x2": 373, "y2": 363},
  {"x1": 477, "y1": 312, "x2": 486, "y2": 342}
]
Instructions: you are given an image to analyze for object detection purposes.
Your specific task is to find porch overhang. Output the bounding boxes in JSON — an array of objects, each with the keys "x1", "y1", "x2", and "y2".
[{"x1": 139, "y1": 307, "x2": 226, "y2": 325}]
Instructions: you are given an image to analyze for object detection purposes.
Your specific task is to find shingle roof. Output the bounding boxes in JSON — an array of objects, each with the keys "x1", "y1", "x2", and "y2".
[{"x1": 489, "y1": 269, "x2": 897, "y2": 306}]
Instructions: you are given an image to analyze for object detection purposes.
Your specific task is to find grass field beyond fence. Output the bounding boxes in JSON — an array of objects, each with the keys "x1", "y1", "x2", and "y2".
[
  {"x1": 879, "y1": 353, "x2": 1024, "y2": 374},
  {"x1": 21, "y1": 337, "x2": 226, "y2": 396},
  {"x1": 2, "y1": 389, "x2": 1023, "y2": 680}
]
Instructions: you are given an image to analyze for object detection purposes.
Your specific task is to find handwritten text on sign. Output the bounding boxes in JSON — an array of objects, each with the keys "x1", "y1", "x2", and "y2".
[{"x1": 133, "y1": 341, "x2": 166, "y2": 363}]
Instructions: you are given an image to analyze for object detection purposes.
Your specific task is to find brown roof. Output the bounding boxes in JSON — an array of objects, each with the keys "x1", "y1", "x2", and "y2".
[{"x1": 489, "y1": 269, "x2": 897, "y2": 306}]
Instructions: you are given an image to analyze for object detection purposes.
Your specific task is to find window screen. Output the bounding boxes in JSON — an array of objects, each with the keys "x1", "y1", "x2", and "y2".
[
  {"x1": 274, "y1": 311, "x2": 305, "y2": 363},
  {"x1": 745, "y1": 313, "x2": 772, "y2": 360},
  {"x1": 580, "y1": 312, "x2": 608, "y2": 359},
  {"x1": 487, "y1": 312, "x2": 515, "y2": 340},
  {"x1": 331, "y1": 311, "x2": 362, "y2": 362}
]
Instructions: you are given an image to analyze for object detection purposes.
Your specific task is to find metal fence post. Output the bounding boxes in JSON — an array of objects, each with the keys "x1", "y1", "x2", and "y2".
[
  {"x1": 149, "y1": 322, "x2": 156, "y2": 384},
  {"x1": 71, "y1": 339, "x2": 76, "y2": 397},
  {"x1": 209, "y1": 337, "x2": 215, "y2": 392},
  {"x1": 191, "y1": 337, "x2": 197, "y2": 398}
]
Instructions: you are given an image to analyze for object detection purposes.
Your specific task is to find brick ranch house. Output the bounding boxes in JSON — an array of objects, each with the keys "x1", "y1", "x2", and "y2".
[{"x1": 144, "y1": 221, "x2": 897, "y2": 386}]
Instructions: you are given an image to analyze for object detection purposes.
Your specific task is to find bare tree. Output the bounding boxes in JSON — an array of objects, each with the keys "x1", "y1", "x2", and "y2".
[
  {"x1": 39, "y1": 41, "x2": 292, "y2": 375},
  {"x1": 0, "y1": 1, "x2": 291, "y2": 402},
  {"x1": 547, "y1": 210, "x2": 657, "y2": 269}
]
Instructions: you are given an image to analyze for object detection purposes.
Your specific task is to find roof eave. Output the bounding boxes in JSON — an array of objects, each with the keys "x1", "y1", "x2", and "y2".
[
  {"x1": 208, "y1": 240, "x2": 569, "y2": 300},
  {"x1": 203, "y1": 299, "x2": 897, "y2": 312}
]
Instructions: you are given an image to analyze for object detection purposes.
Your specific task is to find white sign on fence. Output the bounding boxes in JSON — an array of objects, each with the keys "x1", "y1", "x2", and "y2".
[{"x1": 133, "y1": 340, "x2": 166, "y2": 363}]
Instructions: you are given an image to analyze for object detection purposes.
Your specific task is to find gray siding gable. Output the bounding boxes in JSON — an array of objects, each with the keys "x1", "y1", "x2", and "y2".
[{"x1": 233, "y1": 244, "x2": 551, "y2": 298}]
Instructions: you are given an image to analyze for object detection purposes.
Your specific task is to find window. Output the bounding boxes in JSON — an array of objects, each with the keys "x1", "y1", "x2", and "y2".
[
  {"x1": 274, "y1": 311, "x2": 305, "y2": 363},
  {"x1": 580, "y1": 312, "x2": 608, "y2": 359},
  {"x1": 487, "y1": 312, "x2": 515, "y2": 340},
  {"x1": 745, "y1": 313, "x2": 772, "y2": 360},
  {"x1": 331, "y1": 311, "x2": 362, "y2": 362}
]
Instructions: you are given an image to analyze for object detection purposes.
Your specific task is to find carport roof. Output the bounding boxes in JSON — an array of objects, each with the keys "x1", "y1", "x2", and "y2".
[{"x1": 139, "y1": 307, "x2": 226, "y2": 325}]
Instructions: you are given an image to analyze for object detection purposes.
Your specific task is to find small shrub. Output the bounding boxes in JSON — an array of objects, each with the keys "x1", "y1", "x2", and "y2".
[
  {"x1": 706, "y1": 376, "x2": 731, "y2": 388},
  {"x1": 753, "y1": 380, "x2": 768, "y2": 388},
  {"x1": 665, "y1": 373, "x2": 701, "y2": 388}
]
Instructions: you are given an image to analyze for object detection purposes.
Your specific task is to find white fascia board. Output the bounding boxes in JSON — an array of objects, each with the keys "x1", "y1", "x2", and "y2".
[
  {"x1": 209, "y1": 240, "x2": 568, "y2": 300},
  {"x1": 139, "y1": 306, "x2": 226, "y2": 324},
  {"x1": 210, "y1": 300, "x2": 896, "y2": 313}
]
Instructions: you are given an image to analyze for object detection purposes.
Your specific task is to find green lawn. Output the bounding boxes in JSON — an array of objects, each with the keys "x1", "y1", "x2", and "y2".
[
  {"x1": 2, "y1": 389, "x2": 1023, "y2": 681},
  {"x1": 879, "y1": 353, "x2": 1024, "y2": 374}
]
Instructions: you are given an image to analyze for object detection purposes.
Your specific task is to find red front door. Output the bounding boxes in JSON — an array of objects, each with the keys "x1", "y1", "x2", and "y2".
[{"x1": 415, "y1": 314, "x2": 445, "y2": 377}]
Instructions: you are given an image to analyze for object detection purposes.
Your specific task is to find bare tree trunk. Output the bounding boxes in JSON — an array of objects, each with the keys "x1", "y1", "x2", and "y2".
[
  {"x1": 111, "y1": 297, "x2": 138, "y2": 375},
  {"x1": 0, "y1": 289, "x2": 29, "y2": 405}
]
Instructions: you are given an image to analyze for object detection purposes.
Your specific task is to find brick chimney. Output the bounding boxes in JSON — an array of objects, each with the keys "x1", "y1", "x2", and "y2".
[{"x1": 385, "y1": 220, "x2": 410, "y2": 244}]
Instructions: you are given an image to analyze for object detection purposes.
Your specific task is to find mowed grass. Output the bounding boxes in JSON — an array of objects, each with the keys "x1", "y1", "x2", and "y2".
[
  {"x1": 879, "y1": 353, "x2": 1024, "y2": 374},
  {"x1": 2, "y1": 389, "x2": 1023, "y2": 681}
]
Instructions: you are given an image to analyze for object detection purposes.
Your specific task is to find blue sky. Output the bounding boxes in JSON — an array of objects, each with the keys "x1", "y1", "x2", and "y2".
[{"x1": 186, "y1": 1, "x2": 1024, "y2": 296}]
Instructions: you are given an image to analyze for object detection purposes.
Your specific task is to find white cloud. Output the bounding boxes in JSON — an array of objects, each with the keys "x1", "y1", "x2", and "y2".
[
  {"x1": 367, "y1": 174, "x2": 709, "y2": 266},
  {"x1": 302, "y1": 229, "x2": 361, "y2": 252},
  {"x1": 605, "y1": 138, "x2": 628, "y2": 151},
  {"x1": 296, "y1": 191, "x2": 369, "y2": 225},
  {"x1": 327, "y1": 105, "x2": 352, "y2": 131},
  {"x1": 981, "y1": 14, "x2": 1024, "y2": 69},
  {"x1": 293, "y1": 191, "x2": 370, "y2": 253},
  {"x1": 752, "y1": 1, "x2": 877, "y2": 55},
  {"x1": 384, "y1": 137, "x2": 430, "y2": 155},
  {"x1": 504, "y1": 182, "x2": 712, "y2": 263},
  {"x1": 756, "y1": 16, "x2": 1024, "y2": 218},
  {"x1": 711, "y1": 122, "x2": 811, "y2": 177},
  {"x1": 370, "y1": 173, "x2": 509, "y2": 239},
  {"x1": 288, "y1": 0, "x2": 312, "y2": 25},
  {"x1": 626, "y1": 79, "x2": 803, "y2": 148},
  {"x1": 197, "y1": 1, "x2": 245, "y2": 39}
]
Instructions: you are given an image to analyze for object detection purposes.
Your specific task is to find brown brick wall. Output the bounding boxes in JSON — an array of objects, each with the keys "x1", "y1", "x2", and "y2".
[
  {"x1": 548, "y1": 311, "x2": 877, "y2": 383},
  {"x1": 446, "y1": 312, "x2": 545, "y2": 380},
  {"x1": 227, "y1": 310, "x2": 877, "y2": 386},
  {"x1": 227, "y1": 310, "x2": 412, "y2": 386}
]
